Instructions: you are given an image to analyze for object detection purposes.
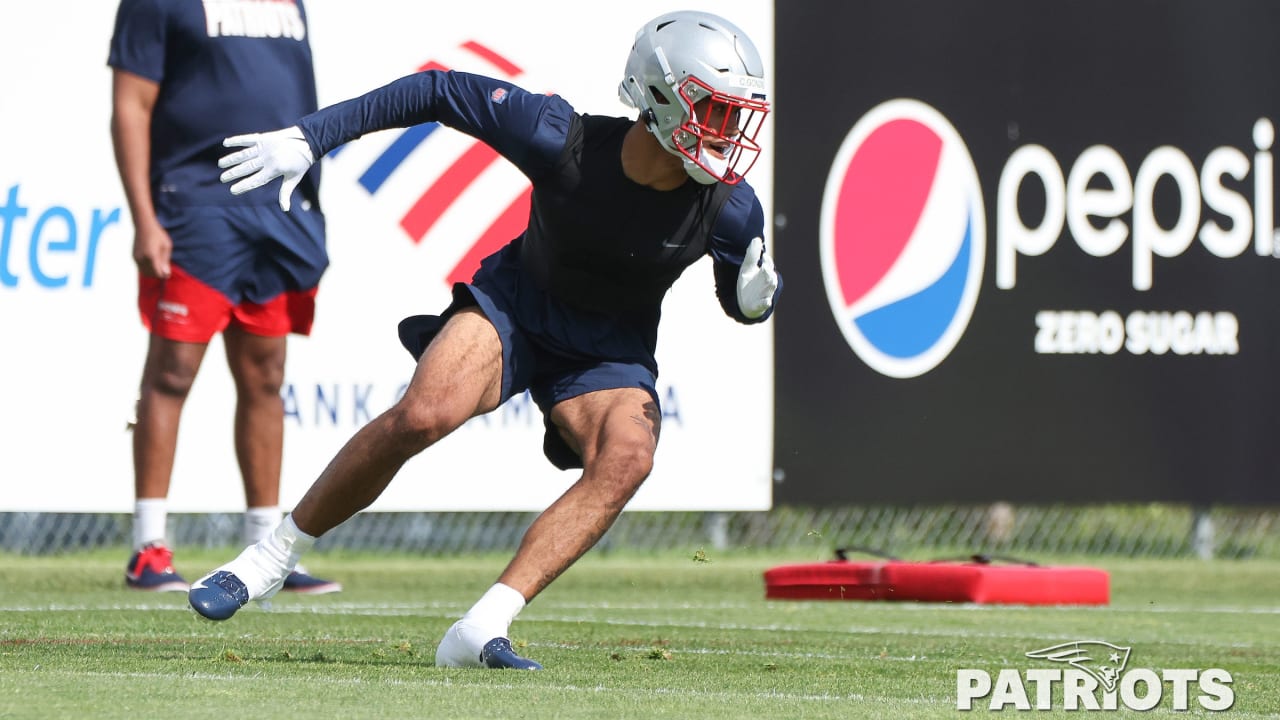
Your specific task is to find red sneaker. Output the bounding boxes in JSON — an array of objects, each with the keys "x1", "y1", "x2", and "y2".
[{"x1": 125, "y1": 543, "x2": 189, "y2": 592}]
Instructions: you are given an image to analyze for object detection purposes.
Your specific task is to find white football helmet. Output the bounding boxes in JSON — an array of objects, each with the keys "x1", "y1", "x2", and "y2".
[{"x1": 619, "y1": 11, "x2": 770, "y2": 185}]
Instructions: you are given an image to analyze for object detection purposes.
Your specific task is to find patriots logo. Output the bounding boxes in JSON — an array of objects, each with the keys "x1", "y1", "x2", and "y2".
[
  {"x1": 490, "y1": 87, "x2": 509, "y2": 104},
  {"x1": 1025, "y1": 640, "x2": 1132, "y2": 692}
]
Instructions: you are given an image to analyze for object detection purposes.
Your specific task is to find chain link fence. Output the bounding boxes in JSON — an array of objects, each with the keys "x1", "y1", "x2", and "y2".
[{"x1": 2, "y1": 504, "x2": 1277, "y2": 559}]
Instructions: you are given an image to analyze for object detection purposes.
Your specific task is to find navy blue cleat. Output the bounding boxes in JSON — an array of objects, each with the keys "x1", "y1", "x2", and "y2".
[
  {"x1": 188, "y1": 570, "x2": 250, "y2": 621},
  {"x1": 480, "y1": 638, "x2": 542, "y2": 670}
]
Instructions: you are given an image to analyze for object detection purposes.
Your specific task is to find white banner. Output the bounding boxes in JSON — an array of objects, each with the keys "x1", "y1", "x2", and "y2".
[{"x1": 0, "y1": 1, "x2": 774, "y2": 511}]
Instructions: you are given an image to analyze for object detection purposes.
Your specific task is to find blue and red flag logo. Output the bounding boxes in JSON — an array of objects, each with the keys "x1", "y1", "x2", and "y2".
[
  {"x1": 330, "y1": 41, "x2": 532, "y2": 287},
  {"x1": 819, "y1": 99, "x2": 986, "y2": 378}
]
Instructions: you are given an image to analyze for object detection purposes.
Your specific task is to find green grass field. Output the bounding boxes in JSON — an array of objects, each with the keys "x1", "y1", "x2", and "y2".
[{"x1": 1, "y1": 550, "x2": 1277, "y2": 719}]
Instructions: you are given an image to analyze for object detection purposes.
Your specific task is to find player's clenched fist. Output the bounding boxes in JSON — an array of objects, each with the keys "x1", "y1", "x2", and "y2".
[{"x1": 736, "y1": 236, "x2": 778, "y2": 319}]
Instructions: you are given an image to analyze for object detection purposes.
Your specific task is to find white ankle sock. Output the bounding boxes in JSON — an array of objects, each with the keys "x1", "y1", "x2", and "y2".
[
  {"x1": 264, "y1": 514, "x2": 316, "y2": 567},
  {"x1": 242, "y1": 506, "x2": 280, "y2": 546},
  {"x1": 227, "y1": 514, "x2": 318, "y2": 599},
  {"x1": 436, "y1": 583, "x2": 528, "y2": 667},
  {"x1": 462, "y1": 583, "x2": 527, "y2": 636},
  {"x1": 133, "y1": 499, "x2": 168, "y2": 550}
]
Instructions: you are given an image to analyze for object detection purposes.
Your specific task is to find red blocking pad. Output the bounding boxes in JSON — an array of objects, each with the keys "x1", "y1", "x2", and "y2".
[{"x1": 763, "y1": 559, "x2": 1109, "y2": 605}]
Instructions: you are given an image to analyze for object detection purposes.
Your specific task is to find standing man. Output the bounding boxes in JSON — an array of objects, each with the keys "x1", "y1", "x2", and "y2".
[
  {"x1": 189, "y1": 10, "x2": 777, "y2": 669},
  {"x1": 110, "y1": 0, "x2": 339, "y2": 595}
]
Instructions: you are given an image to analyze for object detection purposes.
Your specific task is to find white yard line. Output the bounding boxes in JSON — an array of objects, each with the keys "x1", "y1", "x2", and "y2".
[
  {"x1": 3, "y1": 600, "x2": 1280, "y2": 614},
  {"x1": 0, "y1": 602, "x2": 1268, "y2": 649},
  {"x1": 5, "y1": 668, "x2": 1278, "y2": 718},
  {"x1": 0, "y1": 667, "x2": 927, "y2": 705}
]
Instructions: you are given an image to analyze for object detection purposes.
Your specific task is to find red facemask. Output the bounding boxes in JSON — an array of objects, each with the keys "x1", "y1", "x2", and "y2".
[{"x1": 670, "y1": 76, "x2": 770, "y2": 184}]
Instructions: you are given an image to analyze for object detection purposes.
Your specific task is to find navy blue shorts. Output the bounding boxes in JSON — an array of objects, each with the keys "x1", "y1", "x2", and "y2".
[
  {"x1": 157, "y1": 202, "x2": 328, "y2": 305},
  {"x1": 397, "y1": 282, "x2": 660, "y2": 471}
]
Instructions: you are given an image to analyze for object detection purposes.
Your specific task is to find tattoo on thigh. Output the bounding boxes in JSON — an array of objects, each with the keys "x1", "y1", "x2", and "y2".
[{"x1": 631, "y1": 400, "x2": 661, "y2": 443}]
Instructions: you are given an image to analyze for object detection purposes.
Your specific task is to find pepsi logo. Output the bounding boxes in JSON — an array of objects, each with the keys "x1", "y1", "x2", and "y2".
[{"x1": 819, "y1": 99, "x2": 986, "y2": 378}]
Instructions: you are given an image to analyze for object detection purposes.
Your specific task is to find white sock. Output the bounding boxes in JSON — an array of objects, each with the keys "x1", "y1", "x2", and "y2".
[
  {"x1": 225, "y1": 514, "x2": 318, "y2": 599},
  {"x1": 133, "y1": 499, "x2": 168, "y2": 550},
  {"x1": 436, "y1": 583, "x2": 527, "y2": 666},
  {"x1": 264, "y1": 513, "x2": 316, "y2": 567},
  {"x1": 462, "y1": 583, "x2": 527, "y2": 636},
  {"x1": 242, "y1": 506, "x2": 280, "y2": 546}
]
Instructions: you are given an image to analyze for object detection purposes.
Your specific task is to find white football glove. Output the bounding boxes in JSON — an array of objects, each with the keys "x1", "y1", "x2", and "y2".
[
  {"x1": 736, "y1": 236, "x2": 778, "y2": 319},
  {"x1": 218, "y1": 126, "x2": 315, "y2": 211}
]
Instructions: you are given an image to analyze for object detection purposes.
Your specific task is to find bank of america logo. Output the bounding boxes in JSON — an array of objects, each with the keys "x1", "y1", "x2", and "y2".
[{"x1": 332, "y1": 41, "x2": 532, "y2": 286}]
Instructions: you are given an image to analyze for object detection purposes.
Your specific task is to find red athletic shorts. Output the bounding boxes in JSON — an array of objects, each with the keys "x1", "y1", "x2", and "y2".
[{"x1": 138, "y1": 265, "x2": 317, "y2": 343}]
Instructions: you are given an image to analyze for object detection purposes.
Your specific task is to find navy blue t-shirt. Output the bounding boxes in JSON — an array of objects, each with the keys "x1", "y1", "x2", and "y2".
[{"x1": 108, "y1": 0, "x2": 321, "y2": 208}]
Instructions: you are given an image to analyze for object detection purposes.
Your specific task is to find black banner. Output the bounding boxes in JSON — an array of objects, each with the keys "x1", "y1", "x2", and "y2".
[{"x1": 773, "y1": 0, "x2": 1280, "y2": 503}]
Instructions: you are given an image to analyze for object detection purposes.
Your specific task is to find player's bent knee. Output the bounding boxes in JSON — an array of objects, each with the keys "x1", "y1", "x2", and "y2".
[
  {"x1": 591, "y1": 441, "x2": 655, "y2": 492},
  {"x1": 384, "y1": 399, "x2": 467, "y2": 453}
]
